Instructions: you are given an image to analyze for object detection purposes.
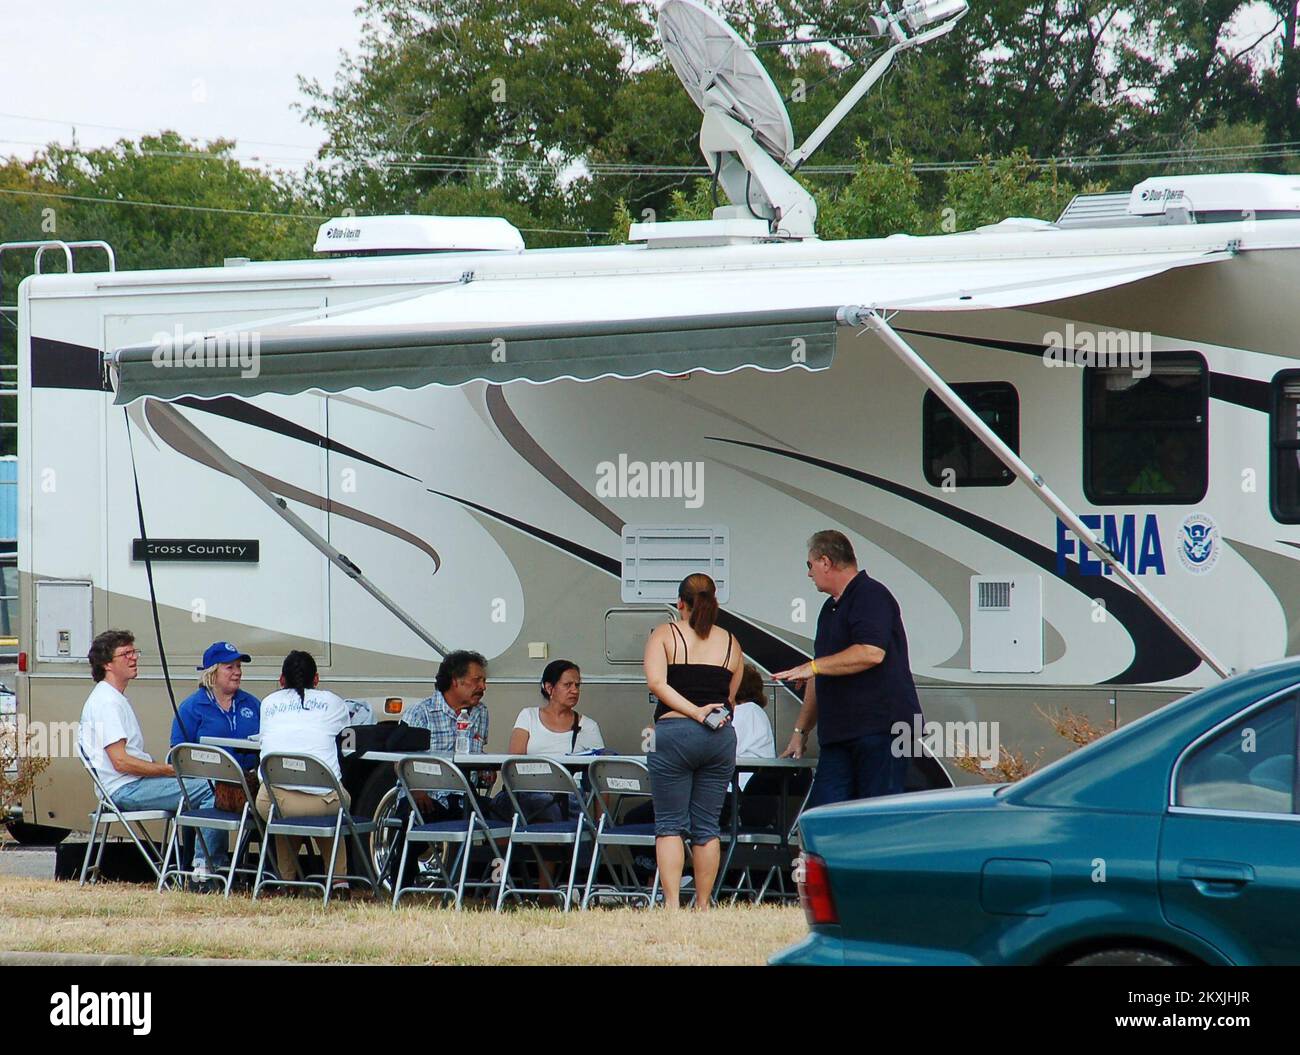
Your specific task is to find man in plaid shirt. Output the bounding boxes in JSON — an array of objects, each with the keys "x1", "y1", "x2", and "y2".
[
  {"x1": 401, "y1": 650, "x2": 490, "y2": 814},
  {"x1": 403, "y1": 649, "x2": 490, "y2": 752}
]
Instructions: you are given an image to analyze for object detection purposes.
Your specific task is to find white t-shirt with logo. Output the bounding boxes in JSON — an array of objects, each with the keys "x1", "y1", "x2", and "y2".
[
  {"x1": 512, "y1": 707, "x2": 605, "y2": 757},
  {"x1": 79, "y1": 680, "x2": 152, "y2": 797},
  {"x1": 258, "y1": 688, "x2": 351, "y2": 794}
]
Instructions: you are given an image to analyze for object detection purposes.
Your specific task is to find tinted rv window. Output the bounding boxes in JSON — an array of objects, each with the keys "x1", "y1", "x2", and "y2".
[
  {"x1": 1271, "y1": 372, "x2": 1300, "y2": 523},
  {"x1": 1084, "y1": 354, "x2": 1207, "y2": 504},
  {"x1": 923, "y1": 382, "x2": 1018, "y2": 488}
]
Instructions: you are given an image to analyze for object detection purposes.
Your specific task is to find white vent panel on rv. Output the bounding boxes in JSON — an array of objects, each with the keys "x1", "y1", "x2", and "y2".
[
  {"x1": 969, "y1": 574, "x2": 1042, "y2": 673},
  {"x1": 35, "y1": 580, "x2": 93, "y2": 663},
  {"x1": 621, "y1": 526, "x2": 729, "y2": 604}
]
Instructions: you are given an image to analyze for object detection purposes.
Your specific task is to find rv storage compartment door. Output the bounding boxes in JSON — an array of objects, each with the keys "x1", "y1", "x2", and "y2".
[
  {"x1": 969, "y1": 575, "x2": 1042, "y2": 673},
  {"x1": 35, "y1": 580, "x2": 92, "y2": 662}
]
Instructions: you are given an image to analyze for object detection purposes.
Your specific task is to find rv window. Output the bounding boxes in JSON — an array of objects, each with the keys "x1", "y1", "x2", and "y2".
[
  {"x1": 922, "y1": 382, "x2": 1018, "y2": 488},
  {"x1": 1271, "y1": 373, "x2": 1300, "y2": 523},
  {"x1": 1083, "y1": 353, "x2": 1207, "y2": 504}
]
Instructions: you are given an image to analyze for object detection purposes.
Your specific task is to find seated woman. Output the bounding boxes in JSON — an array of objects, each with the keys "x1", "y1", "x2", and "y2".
[
  {"x1": 732, "y1": 663, "x2": 775, "y2": 790},
  {"x1": 508, "y1": 660, "x2": 605, "y2": 757},
  {"x1": 254, "y1": 651, "x2": 353, "y2": 897},
  {"x1": 502, "y1": 660, "x2": 603, "y2": 824},
  {"x1": 170, "y1": 641, "x2": 261, "y2": 876}
]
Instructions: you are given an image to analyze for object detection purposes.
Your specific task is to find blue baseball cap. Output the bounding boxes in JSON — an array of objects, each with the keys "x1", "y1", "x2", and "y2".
[{"x1": 198, "y1": 641, "x2": 251, "y2": 670}]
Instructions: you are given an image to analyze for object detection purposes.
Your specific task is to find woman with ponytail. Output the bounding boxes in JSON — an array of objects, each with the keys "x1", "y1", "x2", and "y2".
[
  {"x1": 255, "y1": 650, "x2": 353, "y2": 895},
  {"x1": 642, "y1": 573, "x2": 743, "y2": 909}
]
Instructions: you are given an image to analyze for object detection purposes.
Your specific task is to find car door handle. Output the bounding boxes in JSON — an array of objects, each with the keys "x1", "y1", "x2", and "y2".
[{"x1": 1178, "y1": 859, "x2": 1255, "y2": 897}]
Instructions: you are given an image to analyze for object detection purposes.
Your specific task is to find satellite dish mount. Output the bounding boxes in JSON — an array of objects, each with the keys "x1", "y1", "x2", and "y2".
[{"x1": 654, "y1": 0, "x2": 969, "y2": 241}]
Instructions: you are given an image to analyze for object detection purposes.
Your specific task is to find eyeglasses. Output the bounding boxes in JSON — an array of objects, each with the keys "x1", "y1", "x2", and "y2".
[{"x1": 112, "y1": 648, "x2": 141, "y2": 660}]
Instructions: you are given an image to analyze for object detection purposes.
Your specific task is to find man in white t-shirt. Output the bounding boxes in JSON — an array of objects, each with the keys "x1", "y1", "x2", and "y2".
[{"x1": 78, "y1": 629, "x2": 217, "y2": 869}]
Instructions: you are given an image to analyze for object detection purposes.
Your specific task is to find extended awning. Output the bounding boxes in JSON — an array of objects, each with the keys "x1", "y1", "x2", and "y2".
[{"x1": 110, "y1": 246, "x2": 1231, "y2": 404}]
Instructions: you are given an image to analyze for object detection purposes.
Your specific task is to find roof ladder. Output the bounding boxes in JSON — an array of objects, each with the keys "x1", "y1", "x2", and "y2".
[{"x1": 0, "y1": 240, "x2": 116, "y2": 428}]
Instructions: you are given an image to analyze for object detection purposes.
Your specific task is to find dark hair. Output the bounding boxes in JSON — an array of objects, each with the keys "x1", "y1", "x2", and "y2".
[
  {"x1": 281, "y1": 650, "x2": 317, "y2": 701},
  {"x1": 88, "y1": 629, "x2": 135, "y2": 683},
  {"x1": 435, "y1": 650, "x2": 487, "y2": 694},
  {"x1": 678, "y1": 573, "x2": 719, "y2": 638},
  {"x1": 539, "y1": 660, "x2": 580, "y2": 700},
  {"x1": 737, "y1": 664, "x2": 766, "y2": 707},
  {"x1": 808, "y1": 529, "x2": 857, "y2": 569}
]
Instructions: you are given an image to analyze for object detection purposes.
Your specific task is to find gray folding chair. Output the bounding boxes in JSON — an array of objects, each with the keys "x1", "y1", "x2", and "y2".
[
  {"x1": 159, "y1": 743, "x2": 264, "y2": 897},
  {"x1": 391, "y1": 756, "x2": 512, "y2": 909},
  {"x1": 76, "y1": 744, "x2": 174, "y2": 885},
  {"x1": 581, "y1": 758, "x2": 660, "y2": 909},
  {"x1": 720, "y1": 765, "x2": 815, "y2": 904},
  {"x1": 495, "y1": 756, "x2": 598, "y2": 911},
  {"x1": 254, "y1": 751, "x2": 378, "y2": 904}
]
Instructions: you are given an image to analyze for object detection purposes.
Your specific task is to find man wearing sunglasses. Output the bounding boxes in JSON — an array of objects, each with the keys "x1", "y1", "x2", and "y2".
[
  {"x1": 773, "y1": 530, "x2": 923, "y2": 807},
  {"x1": 79, "y1": 629, "x2": 216, "y2": 868}
]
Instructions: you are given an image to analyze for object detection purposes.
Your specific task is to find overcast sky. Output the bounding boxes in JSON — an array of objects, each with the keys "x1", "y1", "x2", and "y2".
[
  {"x1": 0, "y1": 1, "x2": 1287, "y2": 175},
  {"x1": 0, "y1": 0, "x2": 362, "y2": 170}
]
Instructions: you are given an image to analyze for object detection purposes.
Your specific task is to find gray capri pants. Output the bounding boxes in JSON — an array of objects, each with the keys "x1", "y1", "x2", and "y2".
[{"x1": 647, "y1": 717, "x2": 737, "y2": 842}]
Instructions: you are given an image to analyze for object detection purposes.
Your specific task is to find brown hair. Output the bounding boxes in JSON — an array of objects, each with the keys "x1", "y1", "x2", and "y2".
[
  {"x1": 88, "y1": 629, "x2": 134, "y2": 683},
  {"x1": 808, "y1": 529, "x2": 857, "y2": 569},
  {"x1": 678, "y1": 573, "x2": 719, "y2": 638},
  {"x1": 737, "y1": 664, "x2": 766, "y2": 707}
]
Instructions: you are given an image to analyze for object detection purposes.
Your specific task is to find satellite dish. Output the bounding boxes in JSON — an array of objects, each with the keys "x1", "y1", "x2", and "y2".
[
  {"x1": 658, "y1": 0, "x2": 794, "y2": 161},
  {"x1": 653, "y1": 0, "x2": 968, "y2": 240}
]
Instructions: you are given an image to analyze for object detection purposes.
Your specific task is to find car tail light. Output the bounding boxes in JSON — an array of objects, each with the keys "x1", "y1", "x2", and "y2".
[
  {"x1": 798, "y1": 853, "x2": 838, "y2": 926},
  {"x1": 17, "y1": 651, "x2": 26, "y2": 672}
]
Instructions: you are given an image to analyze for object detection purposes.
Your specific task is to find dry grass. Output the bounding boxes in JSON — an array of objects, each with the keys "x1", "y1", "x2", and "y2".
[{"x1": 0, "y1": 876, "x2": 805, "y2": 965}]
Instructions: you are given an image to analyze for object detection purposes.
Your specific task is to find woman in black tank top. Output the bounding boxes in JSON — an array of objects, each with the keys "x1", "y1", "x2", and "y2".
[{"x1": 643, "y1": 573, "x2": 743, "y2": 909}]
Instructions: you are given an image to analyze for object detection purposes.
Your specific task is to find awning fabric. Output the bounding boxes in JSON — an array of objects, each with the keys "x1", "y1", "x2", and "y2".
[{"x1": 110, "y1": 246, "x2": 1229, "y2": 404}]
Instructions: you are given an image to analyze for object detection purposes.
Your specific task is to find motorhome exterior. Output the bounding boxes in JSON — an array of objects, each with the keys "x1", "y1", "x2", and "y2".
[{"x1": 11, "y1": 170, "x2": 1300, "y2": 838}]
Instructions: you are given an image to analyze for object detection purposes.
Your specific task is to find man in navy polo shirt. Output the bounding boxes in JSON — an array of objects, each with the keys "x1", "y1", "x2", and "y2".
[{"x1": 774, "y1": 530, "x2": 922, "y2": 807}]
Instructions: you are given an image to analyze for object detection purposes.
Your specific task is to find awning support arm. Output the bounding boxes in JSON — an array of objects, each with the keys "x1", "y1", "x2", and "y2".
[
  {"x1": 843, "y1": 306, "x2": 1231, "y2": 680},
  {"x1": 152, "y1": 401, "x2": 450, "y2": 657}
]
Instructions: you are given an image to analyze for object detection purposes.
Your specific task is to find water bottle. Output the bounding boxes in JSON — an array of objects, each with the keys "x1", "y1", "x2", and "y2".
[{"x1": 455, "y1": 711, "x2": 471, "y2": 754}]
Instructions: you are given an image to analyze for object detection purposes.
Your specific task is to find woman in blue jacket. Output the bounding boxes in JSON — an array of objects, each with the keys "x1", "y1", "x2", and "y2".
[
  {"x1": 171, "y1": 641, "x2": 261, "y2": 768},
  {"x1": 171, "y1": 642, "x2": 261, "y2": 878}
]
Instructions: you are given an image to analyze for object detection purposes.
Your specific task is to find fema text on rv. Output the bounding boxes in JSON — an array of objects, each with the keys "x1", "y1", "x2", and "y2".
[
  {"x1": 150, "y1": 324, "x2": 261, "y2": 379},
  {"x1": 1041, "y1": 324, "x2": 1151, "y2": 378}
]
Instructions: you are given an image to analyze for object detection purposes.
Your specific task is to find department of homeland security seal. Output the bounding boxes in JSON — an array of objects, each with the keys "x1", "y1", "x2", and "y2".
[{"x1": 1177, "y1": 512, "x2": 1219, "y2": 574}]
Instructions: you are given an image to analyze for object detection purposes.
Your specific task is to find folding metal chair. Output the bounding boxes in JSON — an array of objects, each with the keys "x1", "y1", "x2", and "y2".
[
  {"x1": 158, "y1": 743, "x2": 264, "y2": 897},
  {"x1": 581, "y1": 758, "x2": 660, "y2": 909},
  {"x1": 495, "y1": 756, "x2": 598, "y2": 911},
  {"x1": 76, "y1": 744, "x2": 174, "y2": 885},
  {"x1": 719, "y1": 766, "x2": 814, "y2": 904},
  {"x1": 254, "y1": 752, "x2": 378, "y2": 905},
  {"x1": 391, "y1": 756, "x2": 511, "y2": 909}
]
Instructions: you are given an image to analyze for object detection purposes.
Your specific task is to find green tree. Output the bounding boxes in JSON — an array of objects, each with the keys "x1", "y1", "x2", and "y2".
[
  {"x1": 298, "y1": 0, "x2": 654, "y2": 225},
  {"x1": 33, "y1": 133, "x2": 316, "y2": 271}
]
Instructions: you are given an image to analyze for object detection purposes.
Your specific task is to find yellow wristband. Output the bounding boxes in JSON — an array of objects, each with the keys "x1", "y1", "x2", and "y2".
[{"x1": 810, "y1": 658, "x2": 820, "y2": 675}]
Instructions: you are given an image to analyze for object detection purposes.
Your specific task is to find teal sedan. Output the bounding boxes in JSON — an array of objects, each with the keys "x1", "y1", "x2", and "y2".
[{"x1": 773, "y1": 658, "x2": 1300, "y2": 966}]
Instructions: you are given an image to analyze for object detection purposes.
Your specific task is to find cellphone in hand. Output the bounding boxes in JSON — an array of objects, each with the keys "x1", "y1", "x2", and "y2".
[{"x1": 703, "y1": 707, "x2": 728, "y2": 730}]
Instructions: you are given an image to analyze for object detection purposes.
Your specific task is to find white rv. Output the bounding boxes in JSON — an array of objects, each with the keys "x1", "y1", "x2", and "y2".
[{"x1": 10, "y1": 0, "x2": 1300, "y2": 840}]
